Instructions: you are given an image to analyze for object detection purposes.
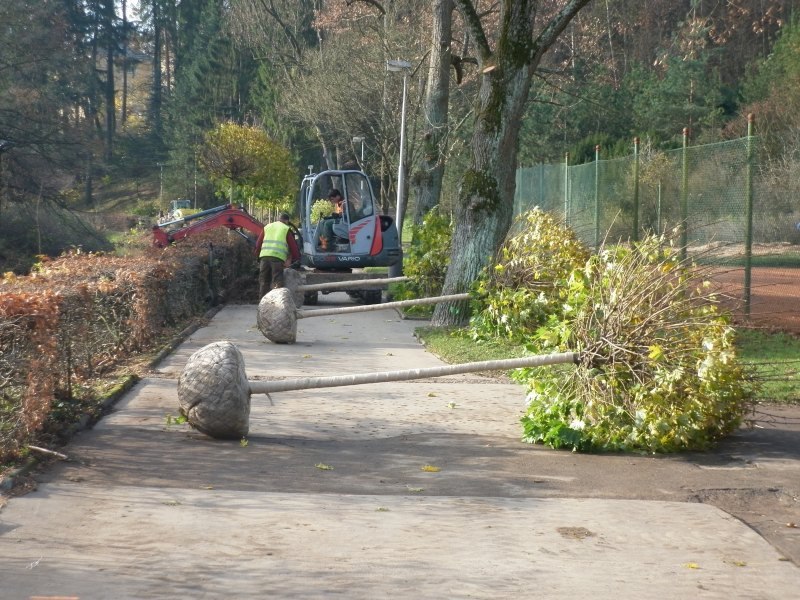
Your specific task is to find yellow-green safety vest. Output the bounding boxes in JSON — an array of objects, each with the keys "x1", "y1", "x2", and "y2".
[{"x1": 260, "y1": 221, "x2": 290, "y2": 260}]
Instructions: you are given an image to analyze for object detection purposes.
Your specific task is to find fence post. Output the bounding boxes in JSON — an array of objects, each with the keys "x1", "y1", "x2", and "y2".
[
  {"x1": 539, "y1": 162, "x2": 544, "y2": 209},
  {"x1": 744, "y1": 114, "x2": 755, "y2": 317},
  {"x1": 632, "y1": 137, "x2": 640, "y2": 242},
  {"x1": 594, "y1": 145, "x2": 600, "y2": 251},
  {"x1": 680, "y1": 127, "x2": 689, "y2": 261},
  {"x1": 564, "y1": 152, "x2": 570, "y2": 226},
  {"x1": 657, "y1": 180, "x2": 662, "y2": 235}
]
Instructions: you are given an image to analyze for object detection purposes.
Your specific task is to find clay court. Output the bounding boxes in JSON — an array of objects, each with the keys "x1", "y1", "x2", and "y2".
[{"x1": 711, "y1": 266, "x2": 800, "y2": 333}]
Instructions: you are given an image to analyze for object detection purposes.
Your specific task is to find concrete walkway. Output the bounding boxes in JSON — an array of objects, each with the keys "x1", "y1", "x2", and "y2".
[{"x1": 1, "y1": 295, "x2": 798, "y2": 599}]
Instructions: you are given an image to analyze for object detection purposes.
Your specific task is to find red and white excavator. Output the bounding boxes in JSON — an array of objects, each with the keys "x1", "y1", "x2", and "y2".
[
  {"x1": 152, "y1": 204, "x2": 265, "y2": 249},
  {"x1": 151, "y1": 169, "x2": 401, "y2": 304}
]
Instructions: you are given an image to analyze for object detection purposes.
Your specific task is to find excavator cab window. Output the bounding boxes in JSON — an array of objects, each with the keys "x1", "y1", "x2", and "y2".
[
  {"x1": 299, "y1": 169, "x2": 390, "y2": 263},
  {"x1": 341, "y1": 172, "x2": 374, "y2": 222},
  {"x1": 303, "y1": 171, "x2": 375, "y2": 226}
]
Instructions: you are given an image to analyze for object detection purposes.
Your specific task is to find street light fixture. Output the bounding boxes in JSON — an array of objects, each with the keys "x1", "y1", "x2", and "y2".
[{"x1": 386, "y1": 59, "x2": 412, "y2": 278}]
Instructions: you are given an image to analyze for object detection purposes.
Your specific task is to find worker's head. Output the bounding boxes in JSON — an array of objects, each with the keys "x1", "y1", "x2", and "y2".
[
  {"x1": 279, "y1": 212, "x2": 290, "y2": 223},
  {"x1": 328, "y1": 190, "x2": 343, "y2": 205}
]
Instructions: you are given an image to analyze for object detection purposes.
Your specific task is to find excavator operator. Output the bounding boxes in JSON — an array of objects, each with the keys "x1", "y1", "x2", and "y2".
[
  {"x1": 320, "y1": 189, "x2": 346, "y2": 250},
  {"x1": 255, "y1": 213, "x2": 301, "y2": 299}
]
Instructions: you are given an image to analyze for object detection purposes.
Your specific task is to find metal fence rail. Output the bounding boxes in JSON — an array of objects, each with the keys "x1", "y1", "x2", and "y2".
[{"x1": 515, "y1": 117, "x2": 800, "y2": 331}]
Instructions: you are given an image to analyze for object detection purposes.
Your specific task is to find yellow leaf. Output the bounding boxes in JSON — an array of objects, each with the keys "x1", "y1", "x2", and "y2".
[
  {"x1": 421, "y1": 465, "x2": 441, "y2": 472},
  {"x1": 315, "y1": 463, "x2": 334, "y2": 471},
  {"x1": 648, "y1": 345, "x2": 663, "y2": 360},
  {"x1": 427, "y1": 392, "x2": 438, "y2": 397},
  {"x1": 683, "y1": 562, "x2": 700, "y2": 569},
  {"x1": 725, "y1": 559, "x2": 747, "y2": 567},
  {"x1": 407, "y1": 487, "x2": 424, "y2": 493}
]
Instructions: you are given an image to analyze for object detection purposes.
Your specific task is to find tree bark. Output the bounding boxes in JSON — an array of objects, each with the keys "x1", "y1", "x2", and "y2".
[
  {"x1": 411, "y1": 0, "x2": 454, "y2": 226},
  {"x1": 432, "y1": 0, "x2": 593, "y2": 327},
  {"x1": 151, "y1": 0, "x2": 163, "y2": 134},
  {"x1": 121, "y1": 0, "x2": 128, "y2": 126},
  {"x1": 103, "y1": 0, "x2": 116, "y2": 162}
]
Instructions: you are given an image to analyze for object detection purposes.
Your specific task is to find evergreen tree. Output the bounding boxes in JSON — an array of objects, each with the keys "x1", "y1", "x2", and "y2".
[{"x1": 163, "y1": 0, "x2": 260, "y2": 204}]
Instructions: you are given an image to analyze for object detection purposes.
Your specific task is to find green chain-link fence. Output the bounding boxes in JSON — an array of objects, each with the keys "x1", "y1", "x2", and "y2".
[{"x1": 515, "y1": 122, "x2": 800, "y2": 332}]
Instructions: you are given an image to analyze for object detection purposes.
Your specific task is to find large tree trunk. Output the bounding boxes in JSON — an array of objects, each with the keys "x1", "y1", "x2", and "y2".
[
  {"x1": 433, "y1": 0, "x2": 592, "y2": 327},
  {"x1": 411, "y1": 0, "x2": 454, "y2": 226}
]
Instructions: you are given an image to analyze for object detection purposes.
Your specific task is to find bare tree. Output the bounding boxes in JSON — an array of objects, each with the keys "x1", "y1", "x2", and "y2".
[
  {"x1": 410, "y1": 0, "x2": 456, "y2": 225},
  {"x1": 432, "y1": 0, "x2": 593, "y2": 326}
]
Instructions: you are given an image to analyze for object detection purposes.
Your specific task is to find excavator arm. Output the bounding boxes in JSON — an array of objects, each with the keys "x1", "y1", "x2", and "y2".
[{"x1": 152, "y1": 204, "x2": 265, "y2": 250}]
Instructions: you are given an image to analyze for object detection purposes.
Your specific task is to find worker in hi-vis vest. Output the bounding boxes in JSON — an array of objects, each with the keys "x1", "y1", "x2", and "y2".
[{"x1": 255, "y1": 213, "x2": 300, "y2": 299}]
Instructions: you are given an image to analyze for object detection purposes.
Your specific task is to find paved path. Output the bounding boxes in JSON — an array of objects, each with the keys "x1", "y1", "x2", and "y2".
[{"x1": 1, "y1": 295, "x2": 798, "y2": 599}]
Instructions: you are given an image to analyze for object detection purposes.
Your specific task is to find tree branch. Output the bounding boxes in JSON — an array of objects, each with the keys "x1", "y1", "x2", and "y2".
[
  {"x1": 345, "y1": 0, "x2": 386, "y2": 16},
  {"x1": 258, "y1": 0, "x2": 302, "y2": 61},
  {"x1": 453, "y1": 0, "x2": 492, "y2": 63},
  {"x1": 531, "y1": 0, "x2": 593, "y2": 65}
]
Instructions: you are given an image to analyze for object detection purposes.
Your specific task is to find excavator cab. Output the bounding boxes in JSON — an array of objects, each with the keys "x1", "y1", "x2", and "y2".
[{"x1": 298, "y1": 169, "x2": 400, "y2": 270}]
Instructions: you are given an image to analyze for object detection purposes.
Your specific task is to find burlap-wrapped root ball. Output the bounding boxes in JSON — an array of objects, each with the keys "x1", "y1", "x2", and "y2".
[
  {"x1": 282, "y1": 268, "x2": 306, "y2": 307},
  {"x1": 257, "y1": 287, "x2": 298, "y2": 343},
  {"x1": 178, "y1": 341, "x2": 250, "y2": 439}
]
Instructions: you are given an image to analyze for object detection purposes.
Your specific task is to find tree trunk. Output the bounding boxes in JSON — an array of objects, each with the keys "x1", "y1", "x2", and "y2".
[
  {"x1": 121, "y1": 0, "x2": 128, "y2": 126},
  {"x1": 151, "y1": 1, "x2": 163, "y2": 134},
  {"x1": 316, "y1": 126, "x2": 336, "y2": 171},
  {"x1": 165, "y1": 28, "x2": 172, "y2": 92},
  {"x1": 411, "y1": 0, "x2": 454, "y2": 226},
  {"x1": 84, "y1": 155, "x2": 93, "y2": 207},
  {"x1": 103, "y1": 0, "x2": 115, "y2": 162},
  {"x1": 433, "y1": 0, "x2": 592, "y2": 327}
]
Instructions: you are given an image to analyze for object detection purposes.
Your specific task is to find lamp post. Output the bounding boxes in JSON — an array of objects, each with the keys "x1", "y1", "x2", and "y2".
[
  {"x1": 386, "y1": 59, "x2": 412, "y2": 278},
  {"x1": 352, "y1": 136, "x2": 365, "y2": 169}
]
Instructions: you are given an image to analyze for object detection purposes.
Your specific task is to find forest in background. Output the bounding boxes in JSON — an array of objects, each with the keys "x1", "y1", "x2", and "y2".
[{"x1": 2, "y1": 0, "x2": 800, "y2": 275}]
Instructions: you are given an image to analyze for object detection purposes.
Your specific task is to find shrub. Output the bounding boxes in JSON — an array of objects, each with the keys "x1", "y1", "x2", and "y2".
[
  {"x1": 514, "y1": 235, "x2": 753, "y2": 453},
  {"x1": 470, "y1": 208, "x2": 590, "y2": 342},
  {"x1": 393, "y1": 207, "x2": 453, "y2": 307},
  {"x1": 0, "y1": 230, "x2": 256, "y2": 464}
]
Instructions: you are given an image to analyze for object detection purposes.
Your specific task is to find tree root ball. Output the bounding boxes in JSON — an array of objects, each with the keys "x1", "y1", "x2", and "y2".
[
  {"x1": 283, "y1": 268, "x2": 305, "y2": 307},
  {"x1": 257, "y1": 287, "x2": 298, "y2": 343},
  {"x1": 178, "y1": 341, "x2": 250, "y2": 439}
]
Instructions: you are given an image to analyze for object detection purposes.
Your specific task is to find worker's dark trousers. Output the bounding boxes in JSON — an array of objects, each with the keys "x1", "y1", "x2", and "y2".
[{"x1": 259, "y1": 256, "x2": 286, "y2": 299}]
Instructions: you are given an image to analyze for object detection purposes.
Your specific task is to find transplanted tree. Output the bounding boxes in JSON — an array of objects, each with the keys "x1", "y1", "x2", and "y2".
[
  {"x1": 200, "y1": 122, "x2": 296, "y2": 212},
  {"x1": 431, "y1": 0, "x2": 593, "y2": 327}
]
